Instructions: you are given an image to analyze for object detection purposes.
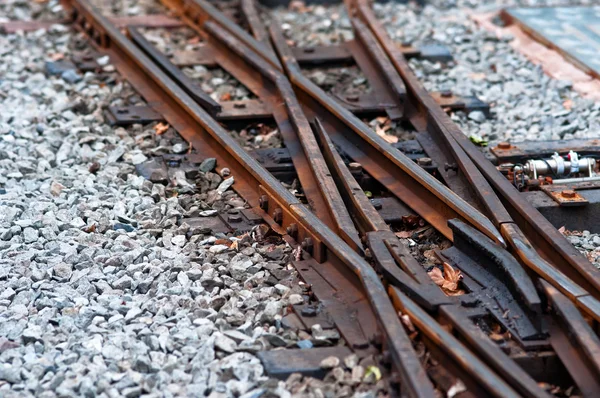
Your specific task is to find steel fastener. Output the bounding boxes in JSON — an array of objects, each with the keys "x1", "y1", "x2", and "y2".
[
  {"x1": 560, "y1": 189, "x2": 577, "y2": 198},
  {"x1": 258, "y1": 195, "x2": 269, "y2": 210},
  {"x1": 228, "y1": 214, "x2": 242, "y2": 222},
  {"x1": 286, "y1": 223, "x2": 298, "y2": 238},
  {"x1": 301, "y1": 237, "x2": 313, "y2": 254},
  {"x1": 417, "y1": 157, "x2": 432, "y2": 166},
  {"x1": 348, "y1": 162, "x2": 362, "y2": 172},
  {"x1": 272, "y1": 208, "x2": 283, "y2": 224}
]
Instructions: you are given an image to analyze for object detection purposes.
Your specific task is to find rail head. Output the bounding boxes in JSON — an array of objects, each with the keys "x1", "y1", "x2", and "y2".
[{"x1": 66, "y1": 1, "x2": 438, "y2": 395}]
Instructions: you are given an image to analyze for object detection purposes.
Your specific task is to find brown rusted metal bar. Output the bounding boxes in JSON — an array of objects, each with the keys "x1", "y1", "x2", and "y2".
[
  {"x1": 439, "y1": 304, "x2": 551, "y2": 398},
  {"x1": 349, "y1": 16, "x2": 405, "y2": 119},
  {"x1": 541, "y1": 281, "x2": 600, "y2": 396},
  {"x1": 161, "y1": 0, "x2": 506, "y2": 246},
  {"x1": 0, "y1": 14, "x2": 184, "y2": 33},
  {"x1": 313, "y1": 118, "x2": 451, "y2": 307},
  {"x1": 128, "y1": 26, "x2": 221, "y2": 115},
  {"x1": 65, "y1": 1, "x2": 436, "y2": 396},
  {"x1": 204, "y1": 20, "x2": 363, "y2": 252},
  {"x1": 312, "y1": 118, "x2": 388, "y2": 234},
  {"x1": 315, "y1": 117, "x2": 550, "y2": 397},
  {"x1": 267, "y1": 23, "x2": 503, "y2": 245},
  {"x1": 389, "y1": 287, "x2": 522, "y2": 398},
  {"x1": 541, "y1": 280, "x2": 600, "y2": 376},
  {"x1": 346, "y1": 1, "x2": 512, "y2": 228},
  {"x1": 197, "y1": 21, "x2": 337, "y2": 233},
  {"x1": 240, "y1": 0, "x2": 274, "y2": 53},
  {"x1": 162, "y1": 0, "x2": 281, "y2": 67},
  {"x1": 350, "y1": 0, "x2": 600, "y2": 316}
]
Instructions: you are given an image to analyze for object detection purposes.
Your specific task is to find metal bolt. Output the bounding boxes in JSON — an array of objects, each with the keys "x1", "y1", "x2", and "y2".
[
  {"x1": 346, "y1": 95, "x2": 359, "y2": 102},
  {"x1": 561, "y1": 189, "x2": 576, "y2": 198},
  {"x1": 444, "y1": 162, "x2": 458, "y2": 172},
  {"x1": 381, "y1": 350, "x2": 392, "y2": 365},
  {"x1": 228, "y1": 214, "x2": 242, "y2": 222},
  {"x1": 233, "y1": 103, "x2": 246, "y2": 109},
  {"x1": 348, "y1": 162, "x2": 362, "y2": 172},
  {"x1": 440, "y1": 90, "x2": 453, "y2": 98},
  {"x1": 259, "y1": 195, "x2": 269, "y2": 210},
  {"x1": 417, "y1": 157, "x2": 432, "y2": 166},
  {"x1": 389, "y1": 372, "x2": 402, "y2": 384},
  {"x1": 304, "y1": 47, "x2": 316, "y2": 53},
  {"x1": 286, "y1": 223, "x2": 298, "y2": 238},
  {"x1": 497, "y1": 142, "x2": 512, "y2": 149},
  {"x1": 301, "y1": 237, "x2": 313, "y2": 254},
  {"x1": 371, "y1": 199, "x2": 382, "y2": 210},
  {"x1": 401, "y1": 40, "x2": 412, "y2": 47},
  {"x1": 272, "y1": 208, "x2": 283, "y2": 224}
]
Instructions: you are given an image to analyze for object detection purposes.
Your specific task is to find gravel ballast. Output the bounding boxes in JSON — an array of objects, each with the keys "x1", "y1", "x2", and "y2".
[
  {"x1": 2, "y1": 0, "x2": 600, "y2": 397},
  {"x1": 0, "y1": 4, "x2": 382, "y2": 398},
  {"x1": 0, "y1": 25, "x2": 297, "y2": 397},
  {"x1": 273, "y1": 0, "x2": 600, "y2": 144}
]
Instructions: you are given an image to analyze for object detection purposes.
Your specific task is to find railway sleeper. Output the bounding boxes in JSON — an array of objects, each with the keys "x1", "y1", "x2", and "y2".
[{"x1": 62, "y1": 0, "x2": 600, "y2": 396}]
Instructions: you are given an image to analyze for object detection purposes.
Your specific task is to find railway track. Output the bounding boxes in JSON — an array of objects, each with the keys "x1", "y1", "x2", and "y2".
[{"x1": 20, "y1": 0, "x2": 600, "y2": 396}]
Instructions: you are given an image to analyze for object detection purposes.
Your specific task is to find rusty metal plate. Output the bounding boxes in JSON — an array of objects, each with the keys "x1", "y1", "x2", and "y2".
[
  {"x1": 292, "y1": 259, "x2": 377, "y2": 350},
  {"x1": 504, "y1": 7, "x2": 600, "y2": 78},
  {"x1": 105, "y1": 105, "x2": 164, "y2": 126},
  {"x1": 72, "y1": 51, "x2": 103, "y2": 72},
  {"x1": 257, "y1": 346, "x2": 352, "y2": 379},
  {"x1": 216, "y1": 99, "x2": 273, "y2": 120},
  {"x1": 540, "y1": 185, "x2": 589, "y2": 207},
  {"x1": 430, "y1": 91, "x2": 490, "y2": 117}
]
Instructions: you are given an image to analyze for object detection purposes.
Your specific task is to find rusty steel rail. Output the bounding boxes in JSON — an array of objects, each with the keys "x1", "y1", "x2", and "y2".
[
  {"x1": 64, "y1": 0, "x2": 436, "y2": 396},
  {"x1": 156, "y1": 0, "x2": 600, "y2": 395},
  {"x1": 160, "y1": 0, "x2": 504, "y2": 246},
  {"x1": 59, "y1": 0, "x2": 600, "y2": 396},
  {"x1": 164, "y1": 0, "x2": 600, "y2": 324},
  {"x1": 346, "y1": 0, "x2": 600, "y2": 310}
]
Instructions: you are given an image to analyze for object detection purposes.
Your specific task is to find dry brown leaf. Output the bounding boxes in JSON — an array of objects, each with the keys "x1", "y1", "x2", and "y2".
[
  {"x1": 428, "y1": 262, "x2": 464, "y2": 295},
  {"x1": 383, "y1": 135, "x2": 398, "y2": 144},
  {"x1": 488, "y1": 332, "x2": 506, "y2": 341},
  {"x1": 402, "y1": 215, "x2": 423, "y2": 228},
  {"x1": 423, "y1": 249, "x2": 440, "y2": 264},
  {"x1": 428, "y1": 267, "x2": 446, "y2": 286},
  {"x1": 376, "y1": 124, "x2": 399, "y2": 143},
  {"x1": 395, "y1": 231, "x2": 412, "y2": 239},
  {"x1": 220, "y1": 92, "x2": 232, "y2": 101},
  {"x1": 563, "y1": 99, "x2": 573, "y2": 110},
  {"x1": 154, "y1": 122, "x2": 169, "y2": 135},
  {"x1": 442, "y1": 262, "x2": 462, "y2": 289}
]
